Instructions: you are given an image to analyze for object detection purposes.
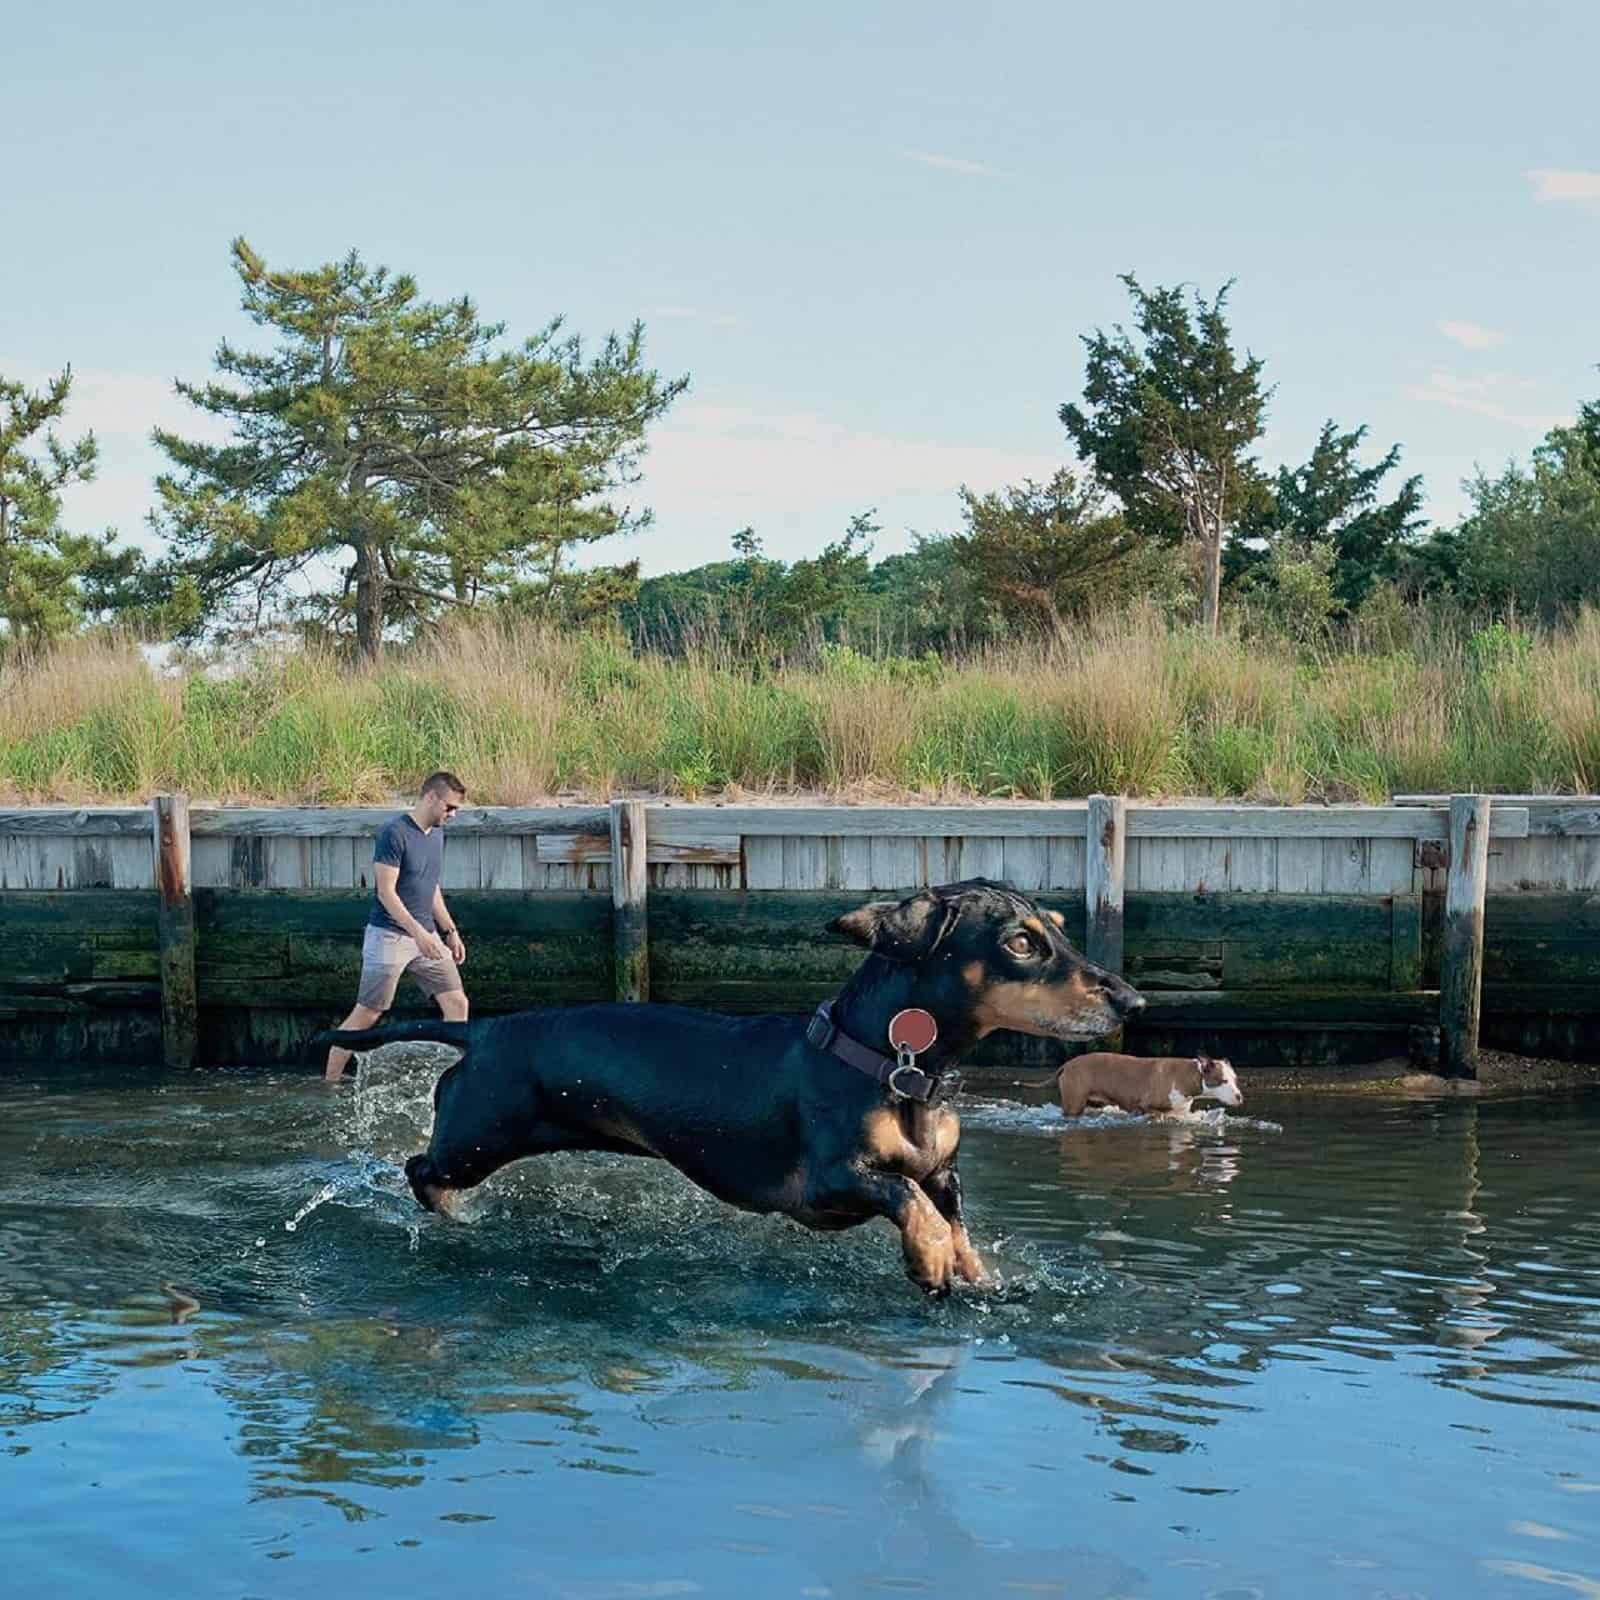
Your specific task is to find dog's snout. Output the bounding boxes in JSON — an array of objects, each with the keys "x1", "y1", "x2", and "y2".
[{"x1": 1107, "y1": 977, "x2": 1146, "y2": 1017}]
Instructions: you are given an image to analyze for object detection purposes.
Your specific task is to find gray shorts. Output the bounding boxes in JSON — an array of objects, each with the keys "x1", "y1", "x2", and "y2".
[{"x1": 355, "y1": 925, "x2": 463, "y2": 1010}]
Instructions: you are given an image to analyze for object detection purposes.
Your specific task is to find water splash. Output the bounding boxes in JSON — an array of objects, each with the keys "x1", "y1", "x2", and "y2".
[
  {"x1": 284, "y1": 1182, "x2": 338, "y2": 1233},
  {"x1": 961, "y1": 1097, "x2": 1282, "y2": 1135}
]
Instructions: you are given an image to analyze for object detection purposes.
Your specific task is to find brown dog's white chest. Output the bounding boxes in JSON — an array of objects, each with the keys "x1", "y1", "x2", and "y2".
[{"x1": 862, "y1": 1103, "x2": 960, "y2": 1179}]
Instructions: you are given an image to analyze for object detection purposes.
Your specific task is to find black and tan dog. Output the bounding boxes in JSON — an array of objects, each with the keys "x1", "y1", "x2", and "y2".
[{"x1": 314, "y1": 879, "x2": 1144, "y2": 1293}]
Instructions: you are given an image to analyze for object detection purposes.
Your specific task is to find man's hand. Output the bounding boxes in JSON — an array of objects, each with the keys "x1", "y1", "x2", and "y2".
[
  {"x1": 415, "y1": 930, "x2": 449, "y2": 963},
  {"x1": 445, "y1": 928, "x2": 467, "y2": 966}
]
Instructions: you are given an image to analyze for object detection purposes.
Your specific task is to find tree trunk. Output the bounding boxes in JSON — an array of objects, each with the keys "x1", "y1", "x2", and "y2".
[
  {"x1": 354, "y1": 542, "x2": 384, "y2": 662},
  {"x1": 1200, "y1": 531, "x2": 1222, "y2": 634}
]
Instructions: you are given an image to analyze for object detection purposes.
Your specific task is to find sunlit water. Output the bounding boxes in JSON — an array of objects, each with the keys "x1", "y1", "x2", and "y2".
[{"x1": 2, "y1": 1051, "x2": 1597, "y2": 1599}]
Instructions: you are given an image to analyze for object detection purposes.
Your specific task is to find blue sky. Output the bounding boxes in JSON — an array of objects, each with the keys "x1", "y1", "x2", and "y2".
[{"x1": 5, "y1": 0, "x2": 1597, "y2": 576}]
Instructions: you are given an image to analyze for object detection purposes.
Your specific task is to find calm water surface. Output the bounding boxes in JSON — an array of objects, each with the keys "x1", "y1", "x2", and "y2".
[{"x1": 1, "y1": 1053, "x2": 1597, "y2": 1599}]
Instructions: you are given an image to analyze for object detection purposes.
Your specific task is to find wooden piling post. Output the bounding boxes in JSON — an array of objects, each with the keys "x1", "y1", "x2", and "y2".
[
  {"x1": 1086, "y1": 793, "x2": 1127, "y2": 976},
  {"x1": 152, "y1": 792, "x2": 198, "y2": 1068},
  {"x1": 1439, "y1": 793, "x2": 1491, "y2": 1078},
  {"x1": 610, "y1": 798, "x2": 649, "y2": 1002}
]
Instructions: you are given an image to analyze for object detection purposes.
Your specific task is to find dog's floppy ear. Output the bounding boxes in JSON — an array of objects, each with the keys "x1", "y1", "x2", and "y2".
[
  {"x1": 829, "y1": 891, "x2": 961, "y2": 962},
  {"x1": 1199, "y1": 1056, "x2": 1233, "y2": 1084}
]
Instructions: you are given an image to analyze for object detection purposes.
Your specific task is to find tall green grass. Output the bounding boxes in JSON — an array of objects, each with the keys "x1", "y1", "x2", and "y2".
[{"x1": 2, "y1": 606, "x2": 1598, "y2": 803}]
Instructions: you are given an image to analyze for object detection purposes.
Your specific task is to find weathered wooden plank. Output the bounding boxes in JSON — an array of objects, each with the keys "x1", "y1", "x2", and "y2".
[
  {"x1": 1441, "y1": 795, "x2": 1491, "y2": 1077},
  {"x1": 743, "y1": 837, "x2": 785, "y2": 890},
  {"x1": 646, "y1": 802, "x2": 1528, "y2": 840},
  {"x1": 308, "y1": 836, "x2": 357, "y2": 889},
  {"x1": 1184, "y1": 837, "x2": 1231, "y2": 895},
  {"x1": 1322, "y1": 837, "x2": 1371, "y2": 893},
  {"x1": 189, "y1": 890, "x2": 614, "y2": 1010},
  {"x1": 611, "y1": 798, "x2": 649, "y2": 1002},
  {"x1": 0, "y1": 839, "x2": 32, "y2": 888},
  {"x1": 870, "y1": 834, "x2": 921, "y2": 890},
  {"x1": 440, "y1": 835, "x2": 481, "y2": 890},
  {"x1": 1045, "y1": 835, "x2": 1085, "y2": 890},
  {"x1": 536, "y1": 831, "x2": 742, "y2": 866},
  {"x1": 263, "y1": 837, "x2": 309, "y2": 890},
  {"x1": 1368, "y1": 837, "x2": 1416, "y2": 895},
  {"x1": 479, "y1": 836, "x2": 524, "y2": 891},
  {"x1": 821, "y1": 836, "x2": 872, "y2": 890},
  {"x1": 1085, "y1": 795, "x2": 1126, "y2": 976},
  {"x1": 782, "y1": 835, "x2": 827, "y2": 890},
  {"x1": 1138, "y1": 989, "x2": 1438, "y2": 1026},
  {"x1": 1126, "y1": 806, "x2": 1527, "y2": 839},
  {"x1": 1124, "y1": 941, "x2": 1223, "y2": 990},
  {"x1": 1122, "y1": 891, "x2": 1394, "y2": 940},
  {"x1": 1131, "y1": 837, "x2": 1187, "y2": 892},
  {"x1": 649, "y1": 804, "x2": 1091, "y2": 840},
  {"x1": 192, "y1": 888, "x2": 610, "y2": 940},
  {"x1": 1390, "y1": 894, "x2": 1424, "y2": 990},
  {"x1": 65, "y1": 839, "x2": 115, "y2": 888},
  {"x1": 30, "y1": 837, "x2": 79, "y2": 890},
  {"x1": 152, "y1": 794, "x2": 197, "y2": 1069},
  {"x1": 1275, "y1": 839, "x2": 1324, "y2": 893},
  {"x1": 1486, "y1": 836, "x2": 1577, "y2": 891},
  {"x1": 186, "y1": 806, "x2": 609, "y2": 837},
  {"x1": 1395, "y1": 796, "x2": 1600, "y2": 837},
  {"x1": 1001, "y1": 835, "x2": 1050, "y2": 892},
  {"x1": 1571, "y1": 837, "x2": 1600, "y2": 890},
  {"x1": 1481, "y1": 980, "x2": 1600, "y2": 1015},
  {"x1": 0, "y1": 890, "x2": 157, "y2": 937},
  {"x1": 1227, "y1": 837, "x2": 1276, "y2": 892},
  {"x1": 0, "y1": 807, "x2": 149, "y2": 835},
  {"x1": 107, "y1": 836, "x2": 155, "y2": 889},
  {"x1": 958, "y1": 836, "x2": 1007, "y2": 881}
]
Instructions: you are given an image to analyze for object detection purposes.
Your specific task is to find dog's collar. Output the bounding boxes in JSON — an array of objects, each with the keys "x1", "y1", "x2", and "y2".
[{"x1": 805, "y1": 1001, "x2": 957, "y2": 1104}]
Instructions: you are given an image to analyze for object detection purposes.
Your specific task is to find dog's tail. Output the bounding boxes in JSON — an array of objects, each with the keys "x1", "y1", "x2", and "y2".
[{"x1": 310, "y1": 1018, "x2": 476, "y2": 1059}]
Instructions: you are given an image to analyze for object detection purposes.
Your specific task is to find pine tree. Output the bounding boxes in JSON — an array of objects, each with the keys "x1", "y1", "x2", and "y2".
[
  {"x1": 0, "y1": 367, "x2": 143, "y2": 646},
  {"x1": 152, "y1": 239, "x2": 688, "y2": 659},
  {"x1": 1233, "y1": 421, "x2": 1423, "y2": 611},
  {"x1": 1061, "y1": 276, "x2": 1272, "y2": 633}
]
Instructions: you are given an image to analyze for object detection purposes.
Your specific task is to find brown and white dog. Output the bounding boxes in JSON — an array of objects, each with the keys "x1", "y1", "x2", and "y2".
[{"x1": 1056, "y1": 1052, "x2": 1242, "y2": 1118}]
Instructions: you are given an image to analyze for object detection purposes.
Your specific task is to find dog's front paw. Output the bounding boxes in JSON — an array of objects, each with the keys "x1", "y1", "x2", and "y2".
[
  {"x1": 901, "y1": 1211, "x2": 958, "y2": 1295},
  {"x1": 951, "y1": 1228, "x2": 990, "y2": 1287}
]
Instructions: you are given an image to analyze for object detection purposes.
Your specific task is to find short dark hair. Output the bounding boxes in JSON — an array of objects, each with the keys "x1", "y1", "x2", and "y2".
[{"x1": 421, "y1": 770, "x2": 467, "y2": 799}]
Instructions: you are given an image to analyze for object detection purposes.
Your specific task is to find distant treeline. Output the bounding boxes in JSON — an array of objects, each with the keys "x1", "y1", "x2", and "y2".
[{"x1": 3, "y1": 244, "x2": 1598, "y2": 660}]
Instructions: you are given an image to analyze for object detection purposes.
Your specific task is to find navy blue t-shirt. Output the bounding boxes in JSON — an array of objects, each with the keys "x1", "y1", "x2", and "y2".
[{"x1": 368, "y1": 814, "x2": 444, "y2": 933}]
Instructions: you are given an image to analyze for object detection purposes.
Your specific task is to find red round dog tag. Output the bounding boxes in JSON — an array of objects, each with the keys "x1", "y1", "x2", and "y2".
[{"x1": 887, "y1": 1008, "x2": 938, "y2": 1056}]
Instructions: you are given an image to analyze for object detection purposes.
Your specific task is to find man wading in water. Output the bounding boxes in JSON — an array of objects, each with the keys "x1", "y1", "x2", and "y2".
[{"x1": 324, "y1": 771, "x2": 470, "y2": 1082}]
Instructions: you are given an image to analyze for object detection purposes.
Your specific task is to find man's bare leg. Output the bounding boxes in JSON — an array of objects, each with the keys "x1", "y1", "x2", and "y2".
[
  {"x1": 325, "y1": 1003, "x2": 384, "y2": 1082},
  {"x1": 435, "y1": 988, "x2": 469, "y2": 1023}
]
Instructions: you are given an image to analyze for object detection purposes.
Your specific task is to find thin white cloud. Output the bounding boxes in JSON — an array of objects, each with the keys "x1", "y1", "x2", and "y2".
[
  {"x1": 1406, "y1": 371, "x2": 1567, "y2": 432},
  {"x1": 1527, "y1": 168, "x2": 1600, "y2": 207},
  {"x1": 896, "y1": 148, "x2": 1003, "y2": 179},
  {"x1": 1438, "y1": 319, "x2": 1507, "y2": 351}
]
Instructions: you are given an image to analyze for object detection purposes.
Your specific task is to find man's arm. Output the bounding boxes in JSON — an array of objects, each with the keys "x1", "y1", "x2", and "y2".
[
  {"x1": 375, "y1": 864, "x2": 447, "y2": 960},
  {"x1": 433, "y1": 885, "x2": 466, "y2": 964}
]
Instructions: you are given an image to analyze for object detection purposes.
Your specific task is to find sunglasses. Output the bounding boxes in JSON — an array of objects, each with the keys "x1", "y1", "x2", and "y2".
[{"x1": 443, "y1": 802, "x2": 462, "y2": 815}]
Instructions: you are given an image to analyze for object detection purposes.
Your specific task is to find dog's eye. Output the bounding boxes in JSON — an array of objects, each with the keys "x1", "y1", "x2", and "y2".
[{"x1": 1003, "y1": 933, "x2": 1038, "y2": 958}]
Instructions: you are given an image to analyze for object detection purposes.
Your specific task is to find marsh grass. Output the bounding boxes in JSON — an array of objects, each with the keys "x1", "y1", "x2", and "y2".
[{"x1": 2, "y1": 607, "x2": 1596, "y2": 802}]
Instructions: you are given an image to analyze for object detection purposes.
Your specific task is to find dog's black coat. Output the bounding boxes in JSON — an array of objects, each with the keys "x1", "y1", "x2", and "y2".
[{"x1": 314, "y1": 879, "x2": 1144, "y2": 1290}]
